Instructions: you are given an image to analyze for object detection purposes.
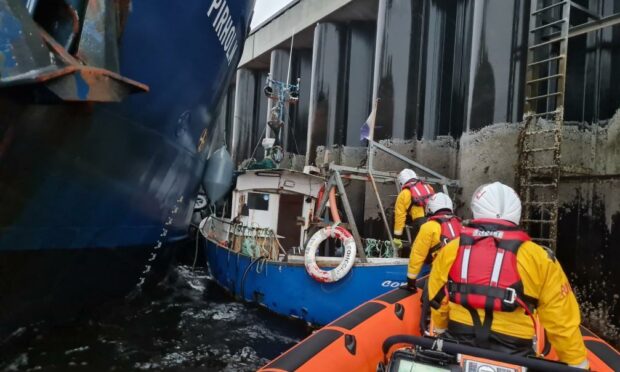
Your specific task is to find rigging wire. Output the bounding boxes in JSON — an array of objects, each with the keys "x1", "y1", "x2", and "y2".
[
  {"x1": 249, "y1": 124, "x2": 268, "y2": 161},
  {"x1": 192, "y1": 226, "x2": 200, "y2": 272},
  {"x1": 288, "y1": 122, "x2": 301, "y2": 155}
]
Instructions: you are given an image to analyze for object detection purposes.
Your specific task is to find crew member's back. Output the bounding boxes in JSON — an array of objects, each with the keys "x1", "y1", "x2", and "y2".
[{"x1": 427, "y1": 182, "x2": 588, "y2": 369}]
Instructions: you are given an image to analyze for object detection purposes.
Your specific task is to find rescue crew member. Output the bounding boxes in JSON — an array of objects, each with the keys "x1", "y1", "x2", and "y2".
[
  {"x1": 406, "y1": 192, "x2": 461, "y2": 334},
  {"x1": 406, "y1": 192, "x2": 461, "y2": 288},
  {"x1": 392, "y1": 169, "x2": 435, "y2": 255},
  {"x1": 428, "y1": 182, "x2": 588, "y2": 369}
]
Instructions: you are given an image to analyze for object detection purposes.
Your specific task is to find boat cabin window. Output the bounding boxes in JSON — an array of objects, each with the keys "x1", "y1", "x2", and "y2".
[{"x1": 247, "y1": 192, "x2": 270, "y2": 211}]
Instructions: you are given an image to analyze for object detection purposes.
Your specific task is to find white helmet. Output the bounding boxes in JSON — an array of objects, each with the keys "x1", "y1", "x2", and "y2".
[
  {"x1": 471, "y1": 182, "x2": 521, "y2": 225},
  {"x1": 397, "y1": 169, "x2": 417, "y2": 188},
  {"x1": 426, "y1": 192, "x2": 453, "y2": 215}
]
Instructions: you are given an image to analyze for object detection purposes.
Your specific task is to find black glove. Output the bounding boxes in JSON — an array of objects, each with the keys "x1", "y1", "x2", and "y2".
[
  {"x1": 408, "y1": 278, "x2": 417, "y2": 291},
  {"x1": 400, "y1": 278, "x2": 417, "y2": 293}
]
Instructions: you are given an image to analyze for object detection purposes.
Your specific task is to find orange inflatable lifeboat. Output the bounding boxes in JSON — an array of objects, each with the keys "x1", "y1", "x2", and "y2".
[{"x1": 260, "y1": 288, "x2": 620, "y2": 372}]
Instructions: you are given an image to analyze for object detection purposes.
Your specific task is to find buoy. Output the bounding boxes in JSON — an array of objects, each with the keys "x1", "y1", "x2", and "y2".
[
  {"x1": 203, "y1": 146, "x2": 234, "y2": 204},
  {"x1": 304, "y1": 225, "x2": 356, "y2": 283}
]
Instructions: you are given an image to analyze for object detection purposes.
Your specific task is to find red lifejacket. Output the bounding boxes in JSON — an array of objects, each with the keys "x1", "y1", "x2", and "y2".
[
  {"x1": 403, "y1": 180, "x2": 435, "y2": 206},
  {"x1": 425, "y1": 214, "x2": 461, "y2": 264},
  {"x1": 447, "y1": 219, "x2": 538, "y2": 313}
]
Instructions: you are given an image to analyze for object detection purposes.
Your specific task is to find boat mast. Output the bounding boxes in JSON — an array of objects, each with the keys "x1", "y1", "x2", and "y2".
[{"x1": 260, "y1": 35, "x2": 300, "y2": 168}]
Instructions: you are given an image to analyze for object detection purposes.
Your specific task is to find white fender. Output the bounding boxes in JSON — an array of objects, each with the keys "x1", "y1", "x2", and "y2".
[{"x1": 304, "y1": 226, "x2": 356, "y2": 283}]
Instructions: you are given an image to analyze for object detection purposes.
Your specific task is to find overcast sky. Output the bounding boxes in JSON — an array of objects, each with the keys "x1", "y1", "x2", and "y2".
[{"x1": 251, "y1": 0, "x2": 294, "y2": 28}]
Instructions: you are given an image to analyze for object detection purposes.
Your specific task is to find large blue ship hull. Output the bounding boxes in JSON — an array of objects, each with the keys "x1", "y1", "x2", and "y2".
[
  {"x1": 205, "y1": 239, "x2": 408, "y2": 326},
  {"x1": 0, "y1": 0, "x2": 254, "y2": 331}
]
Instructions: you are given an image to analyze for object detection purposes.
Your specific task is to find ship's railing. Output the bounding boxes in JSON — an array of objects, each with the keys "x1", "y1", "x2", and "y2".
[
  {"x1": 200, "y1": 216, "x2": 286, "y2": 261},
  {"x1": 202, "y1": 215, "x2": 399, "y2": 260}
]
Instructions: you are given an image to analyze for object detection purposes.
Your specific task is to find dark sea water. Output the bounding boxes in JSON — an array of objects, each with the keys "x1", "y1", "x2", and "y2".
[{"x1": 0, "y1": 266, "x2": 310, "y2": 371}]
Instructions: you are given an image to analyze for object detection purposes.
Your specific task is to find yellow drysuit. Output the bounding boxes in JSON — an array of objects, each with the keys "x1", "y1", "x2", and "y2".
[
  {"x1": 393, "y1": 188, "x2": 430, "y2": 237},
  {"x1": 428, "y1": 238, "x2": 587, "y2": 366},
  {"x1": 407, "y1": 220, "x2": 441, "y2": 279}
]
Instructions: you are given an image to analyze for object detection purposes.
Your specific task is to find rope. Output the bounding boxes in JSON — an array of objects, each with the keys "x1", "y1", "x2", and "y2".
[
  {"x1": 259, "y1": 228, "x2": 268, "y2": 256},
  {"x1": 364, "y1": 238, "x2": 378, "y2": 257},
  {"x1": 255, "y1": 257, "x2": 266, "y2": 274},
  {"x1": 192, "y1": 225, "x2": 200, "y2": 272},
  {"x1": 288, "y1": 119, "x2": 301, "y2": 154},
  {"x1": 364, "y1": 238, "x2": 396, "y2": 258},
  {"x1": 207, "y1": 216, "x2": 288, "y2": 261},
  {"x1": 329, "y1": 221, "x2": 341, "y2": 238},
  {"x1": 239, "y1": 256, "x2": 266, "y2": 301},
  {"x1": 249, "y1": 124, "x2": 268, "y2": 163}
]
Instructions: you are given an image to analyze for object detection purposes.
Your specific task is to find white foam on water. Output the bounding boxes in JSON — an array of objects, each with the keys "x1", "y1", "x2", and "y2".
[
  {"x1": 4, "y1": 327, "x2": 26, "y2": 342},
  {"x1": 64, "y1": 345, "x2": 90, "y2": 355},
  {"x1": 134, "y1": 361, "x2": 162, "y2": 370},
  {"x1": 177, "y1": 302, "x2": 246, "y2": 329},
  {"x1": 233, "y1": 324, "x2": 299, "y2": 344},
  {"x1": 223, "y1": 346, "x2": 267, "y2": 372},
  {"x1": 4, "y1": 353, "x2": 28, "y2": 371},
  {"x1": 187, "y1": 280, "x2": 206, "y2": 292},
  {"x1": 176, "y1": 265, "x2": 210, "y2": 293}
]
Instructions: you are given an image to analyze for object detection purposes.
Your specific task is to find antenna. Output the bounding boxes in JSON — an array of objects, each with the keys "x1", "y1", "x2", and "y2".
[
  {"x1": 256, "y1": 32, "x2": 300, "y2": 169},
  {"x1": 286, "y1": 32, "x2": 295, "y2": 85}
]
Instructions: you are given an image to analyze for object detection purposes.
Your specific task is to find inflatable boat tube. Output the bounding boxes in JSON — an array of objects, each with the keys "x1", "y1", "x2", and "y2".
[
  {"x1": 260, "y1": 288, "x2": 422, "y2": 371},
  {"x1": 260, "y1": 287, "x2": 620, "y2": 372}
]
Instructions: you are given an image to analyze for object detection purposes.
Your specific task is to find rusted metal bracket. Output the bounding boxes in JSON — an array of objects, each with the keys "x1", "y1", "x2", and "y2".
[
  {"x1": 331, "y1": 164, "x2": 455, "y2": 186},
  {"x1": 0, "y1": 0, "x2": 148, "y2": 102},
  {"x1": 326, "y1": 140, "x2": 460, "y2": 254},
  {"x1": 367, "y1": 148, "x2": 397, "y2": 253},
  {"x1": 366, "y1": 139, "x2": 460, "y2": 249},
  {"x1": 333, "y1": 169, "x2": 367, "y2": 262},
  {"x1": 315, "y1": 172, "x2": 367, "y2": 262}
]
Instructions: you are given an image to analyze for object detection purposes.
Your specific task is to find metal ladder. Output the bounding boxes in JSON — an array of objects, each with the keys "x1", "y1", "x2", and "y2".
[
  {"x1": 518, "y1": 0, "x2": 572, "y2": 251},
  {"x1": 518, "y1": 0, "x2": 620, "y2": 250}
]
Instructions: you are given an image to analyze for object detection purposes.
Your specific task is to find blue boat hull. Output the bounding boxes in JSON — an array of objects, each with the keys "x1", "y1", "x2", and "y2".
[
  {"x1": 0, "y1": 0, "x2": 254, "y2": 331},
  {"x1": 205, "y1": 239, "x2": 408, "y2": 326}
]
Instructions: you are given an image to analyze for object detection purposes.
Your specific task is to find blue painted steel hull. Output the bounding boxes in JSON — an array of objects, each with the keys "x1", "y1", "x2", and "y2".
[
  {"x1": 205, "y1": 240, "x2": 408, "y2": 326},
  {"x1": 0, "y1": 0, "x2": 254, "y2": 330}
]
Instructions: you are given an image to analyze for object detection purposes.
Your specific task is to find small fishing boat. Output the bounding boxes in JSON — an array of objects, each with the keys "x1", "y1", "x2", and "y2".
[
  {"x1": 199, "y1": 75, "x2": 459, "y2": 326},
  {"x1": 199, "y1": 144, "x2": 460, "y2": 326},
  {"x1": 259, "y1": 287, "x2": 620, "y2": 372},
  {"x1": 200, "y1": 166, "x2": 408, "y2": 326}
]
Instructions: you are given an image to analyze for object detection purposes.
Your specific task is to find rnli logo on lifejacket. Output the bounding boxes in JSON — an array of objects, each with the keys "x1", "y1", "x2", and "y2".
[
  {"x1": 560, "y1": 282, "x2": 572, "y2": 298},
  {"x1": 472, "y1": 230, "x2": 504, "y2": 238},
  {"x1": 207, "y1": 0, "x2": 240, "y2": 64}
]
